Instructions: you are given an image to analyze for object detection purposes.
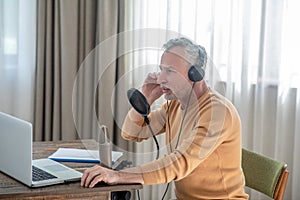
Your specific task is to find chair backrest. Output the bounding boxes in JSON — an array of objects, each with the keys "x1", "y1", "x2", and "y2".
[{"x1": 242, "y1": 148, "x2": 289, "y2": 200}]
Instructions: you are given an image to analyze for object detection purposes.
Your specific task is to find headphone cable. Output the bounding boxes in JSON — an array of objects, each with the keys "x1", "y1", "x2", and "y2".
[{"x1": 175, "y1": 82, "x2": 195, "y2": 149}]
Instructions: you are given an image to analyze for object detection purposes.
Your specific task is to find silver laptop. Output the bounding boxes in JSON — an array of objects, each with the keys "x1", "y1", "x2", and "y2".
[{"x1": 0, "y1": 112, "x2": 82, "y2": 187}]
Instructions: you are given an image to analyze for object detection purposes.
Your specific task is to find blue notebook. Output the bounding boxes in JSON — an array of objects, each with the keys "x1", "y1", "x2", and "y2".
[{"x1": 48, "y1": 148, "x2": 123, "y2": 163}]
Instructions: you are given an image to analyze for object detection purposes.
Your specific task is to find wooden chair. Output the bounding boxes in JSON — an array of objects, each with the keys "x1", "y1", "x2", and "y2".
[{"x1": 242, "y1": 148, "x2": 289, "y2": 200}]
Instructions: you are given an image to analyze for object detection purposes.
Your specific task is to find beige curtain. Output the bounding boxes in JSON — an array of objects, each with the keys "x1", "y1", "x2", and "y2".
[
  {"x1": 34, "y1": 0, "x2": 121, "y2": 142},
  {"x1": 0, "y1": 0, "x2": 36, "y2": 122}
]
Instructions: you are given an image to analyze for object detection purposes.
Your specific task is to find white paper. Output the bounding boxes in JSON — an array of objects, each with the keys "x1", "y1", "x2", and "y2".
[{"x1": 48, "y1": 148, "x2": 123, "y2": 162}]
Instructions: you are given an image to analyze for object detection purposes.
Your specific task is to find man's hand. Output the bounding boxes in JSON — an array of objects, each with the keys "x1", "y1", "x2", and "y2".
[
  {"x1": 127, "y1": 72, "x2": 163, "y2": 123},
  {"x1": 142, "y1": 72, "x2": 163, "y2": 105},
  {"x1": 81, "y1": 165, "x2": 119, "y2": 187},
  {"x1": 81, "y1": 165, "x2": 144, "y2": 188}
]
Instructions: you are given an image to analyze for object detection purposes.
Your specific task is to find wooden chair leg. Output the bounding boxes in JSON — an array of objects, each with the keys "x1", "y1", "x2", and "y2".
[{"x1": 274, "y1": 168, "x2": 289, "y2": 200}]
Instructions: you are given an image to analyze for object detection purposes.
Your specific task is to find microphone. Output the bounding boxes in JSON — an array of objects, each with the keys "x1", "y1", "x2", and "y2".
[
  {"x1": 127, "y1": 88, "x2": 151, "y2": 120},
  {"x1": 127, "y1": 88, "x2": 159, "y2": 159}
]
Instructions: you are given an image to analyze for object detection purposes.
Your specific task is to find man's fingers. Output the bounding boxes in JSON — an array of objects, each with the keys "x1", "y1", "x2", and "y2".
[
  {"x1": 89, "y1": 174, "x2": 103, "y2": 188},
  {"x1": 144, "y1": 72, "x2": 159, "y2": 84},
  {"x1": 85, "y1": 168, "x2": 103, "y2": 187},
  {"x1": 81, "y1": 165, "x2": 102, "y2": 187},
  {"x1": 81, "y1": 168, "x2": 91, "y2": 186},
  {"x1": 81, "y1": 165, "x2": 94, "y2": 186},
  {"x1": 80, "y1": 165, "x2": 122, "y2": 188}
]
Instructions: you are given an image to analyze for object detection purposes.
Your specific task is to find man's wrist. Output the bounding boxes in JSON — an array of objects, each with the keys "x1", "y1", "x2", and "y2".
[
  {"x1": 117, "y1": 171, "x2": 144, "y2": 184},
  {"x1": 119, "y1": 168, "x2": 144, "y2": 184}
]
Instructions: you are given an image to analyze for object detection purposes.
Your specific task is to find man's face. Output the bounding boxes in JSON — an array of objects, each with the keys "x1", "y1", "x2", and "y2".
[{"x1": 157, "y1": 46, "x2": 192, "y2": 100}]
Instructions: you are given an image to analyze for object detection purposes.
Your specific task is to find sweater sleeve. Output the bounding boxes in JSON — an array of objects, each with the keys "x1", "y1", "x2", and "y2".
[{"x1": 121, "y1": 106, "x2": 167, "y2": 142}]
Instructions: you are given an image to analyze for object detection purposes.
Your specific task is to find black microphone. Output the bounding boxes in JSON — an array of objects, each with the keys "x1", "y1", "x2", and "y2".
[
  {"x1": 127, "y1": 88, "x2": 159, "y2": 159},
  {"x1": 127, "y1": 88, "x2": 150, "y2": 119}
]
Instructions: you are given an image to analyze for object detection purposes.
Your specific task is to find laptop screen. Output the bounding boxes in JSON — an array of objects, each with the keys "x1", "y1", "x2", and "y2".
[{"x1": 0, "y1": 112, "x2": 33, "y2": 186}]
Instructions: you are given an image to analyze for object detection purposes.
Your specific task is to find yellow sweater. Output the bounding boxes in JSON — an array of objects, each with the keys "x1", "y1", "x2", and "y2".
[{"x1": 122, "y1": 89, "x2": 249, "y2": 200}]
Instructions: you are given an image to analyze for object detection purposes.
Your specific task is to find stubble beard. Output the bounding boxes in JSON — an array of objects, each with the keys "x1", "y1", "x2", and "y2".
[{"x1": 164, "y1": 93, "x2": 177, "y2": 101}]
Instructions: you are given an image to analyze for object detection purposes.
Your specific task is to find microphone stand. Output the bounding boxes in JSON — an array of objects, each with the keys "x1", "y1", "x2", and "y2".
[{"x1": 144, "y1": 116, "x2": 159, "y2": 160}]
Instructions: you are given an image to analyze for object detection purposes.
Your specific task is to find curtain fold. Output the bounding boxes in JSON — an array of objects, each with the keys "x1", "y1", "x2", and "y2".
[
  {"x1": 34, "y1": 0, "x2": 99, "y2": 141},
  {"x1": 34, "y1": 0, "x2": 124, "y2": 149}
]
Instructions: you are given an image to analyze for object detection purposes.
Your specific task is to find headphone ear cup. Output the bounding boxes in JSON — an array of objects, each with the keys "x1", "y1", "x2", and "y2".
[{"x1": 188, "y1": 65, "x2": 205, "y2": 82}]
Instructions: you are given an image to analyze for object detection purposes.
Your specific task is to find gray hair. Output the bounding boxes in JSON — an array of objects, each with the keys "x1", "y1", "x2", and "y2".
[{"x1": 163, "y1": 37, "x2": 207, "y2": 68}]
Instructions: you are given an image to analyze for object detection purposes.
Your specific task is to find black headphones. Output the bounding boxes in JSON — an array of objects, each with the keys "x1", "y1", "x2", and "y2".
[{"x1": 187, "y1": 46, "x2": 207, "y2": 82}]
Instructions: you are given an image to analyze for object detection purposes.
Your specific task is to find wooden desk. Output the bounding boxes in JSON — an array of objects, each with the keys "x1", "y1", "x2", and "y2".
[{"x1": 0, "y1": 140, "x2": 142, "y2": 199}]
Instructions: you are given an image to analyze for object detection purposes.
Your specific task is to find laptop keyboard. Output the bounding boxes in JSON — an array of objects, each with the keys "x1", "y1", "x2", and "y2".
[{"x1": 32, "y1": 166, "x2": 57, "y2": 181}]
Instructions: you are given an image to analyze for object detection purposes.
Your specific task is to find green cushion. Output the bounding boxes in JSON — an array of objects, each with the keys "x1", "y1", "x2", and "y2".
[{"x1": 242, "y1": 148, "x2": 284, "y2": 198}]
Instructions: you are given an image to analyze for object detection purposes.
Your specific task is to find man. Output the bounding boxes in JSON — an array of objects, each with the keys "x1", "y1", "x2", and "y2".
[{"x1": 81, "y1": 37, "x2": 249, "y2": 199}]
